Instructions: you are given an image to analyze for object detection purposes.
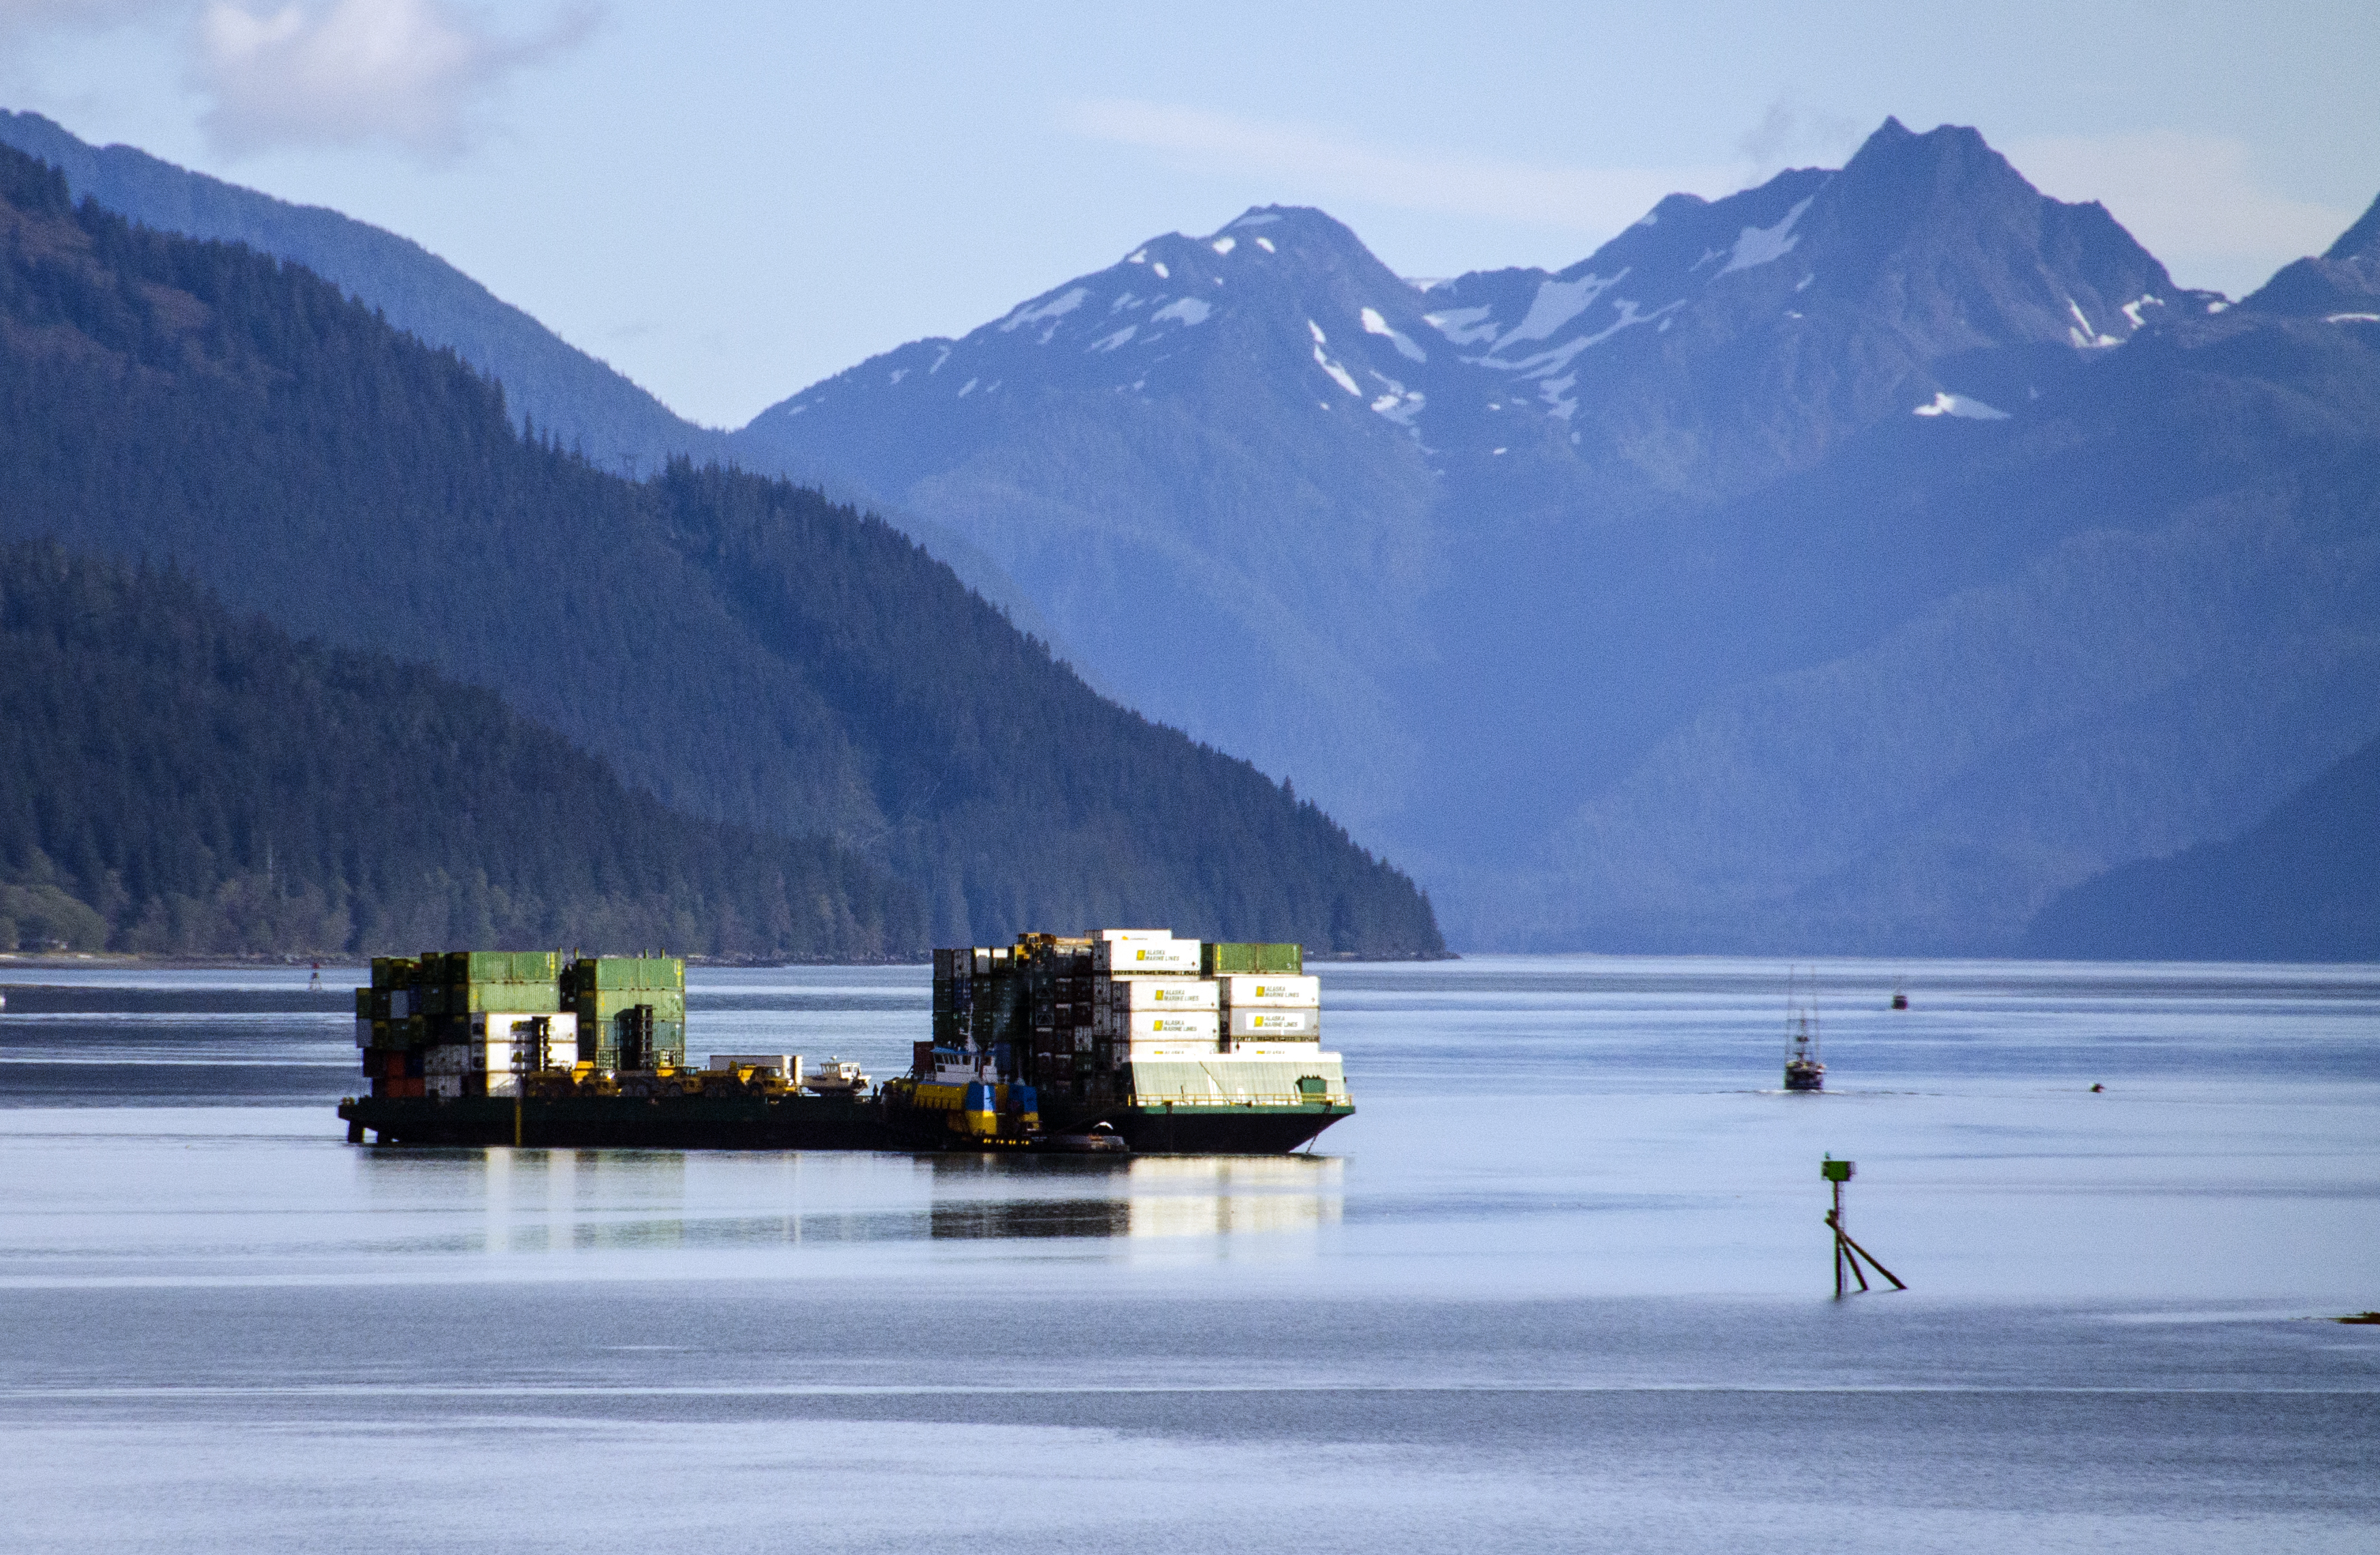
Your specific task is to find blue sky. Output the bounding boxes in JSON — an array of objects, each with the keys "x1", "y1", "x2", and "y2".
[{"x1": 6, "y1": 0, "x2": 2376, "y2": 428}]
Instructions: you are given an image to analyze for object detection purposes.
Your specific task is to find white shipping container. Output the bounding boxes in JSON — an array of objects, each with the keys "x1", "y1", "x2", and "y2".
[
  {"x1": 425, "y1": 1042, "x2": 472, "y2": 1076},
  {"x1": 423, "y1": 1074, "x2": 462, "y2": 1099},
  {"x1": 1217, "y1": 975, "x2": 1321, "y2": 1008},
  {"x1": 708, "y1": 1053, "x2": 795, "y2": 1075},
  {"x1": 1125, "y1": 1040, "x2": 1220, "y2": 1061},
  {"x1": 354, "y1": 1017, "x2": 372, "y2": 1048},
  {"x1": 1095, "y1": 939, "x2": 1202, "y2": 975},
  {"x1": 1111, "y1": 1008, "x2": 1220, "y2": 1041},
  {"x1": 1097, "y1": 977, "x2": 1218, "y2": 1012},
  {"x1": 1097, "y1": 928, "x2": 1173, "y2": 944},
  {"x1": 1227, "y1": 1008, "x2": 1319, "y2": 1038},
  {"x1": 470, "y1": 1011, "x2": 579, "y2": 1069}
]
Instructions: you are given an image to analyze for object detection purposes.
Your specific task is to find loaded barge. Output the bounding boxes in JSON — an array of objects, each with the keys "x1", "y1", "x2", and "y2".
[{"x1": 337, "y1": 930, "x2": 1353, "y2": 1154}]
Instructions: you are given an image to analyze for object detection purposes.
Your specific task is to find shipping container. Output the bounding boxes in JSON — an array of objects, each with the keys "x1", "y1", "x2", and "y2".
[
  {"x1": 1227, "y1": 1007, "x2": 1320, "y2": 1038},
  {"x1": 1093, "y1": 939, "x2": 1202, "y2": 976},
  {"x1": 444, "y1": 950, "x2": 559, "y2": 984},
  {"x1": 1202, "y1": 942, "x2": 1304, "y2": 976},
  {"x1": 464, "y1": 982, "x2": 564, "y2": 1014},
  {"x1": 1126, "y1": 1052, "x2": 1349, "y2": 1105},
  {"x1": 707, "y1": 1053, "x2": 795, "y2": 1076},
  {"x1": 1215, "y1": 974, "x2": 1321, "y2": 1008},
  {"x1": 567, "y1": 956, "x2": 685, "y2": 993},
  {"x1": 1096, "y1": 977, "x2": 1219, "y2": 1012},
  {"x1": 467, "y1": 1011, "x2": 579, "y2": 1070},
  {"x1": 1105, "y1": 1009, "x2": 1221, "y2": 1041}
]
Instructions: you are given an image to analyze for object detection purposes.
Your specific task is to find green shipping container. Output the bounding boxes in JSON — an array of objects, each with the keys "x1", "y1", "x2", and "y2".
[
  {"x1": 435, "y1": 950, "x2": 559, "y2": 984},
  {"x1": 566, "y1": 956, "x2": 685, "y2": 993},
  {"x1": 466, "y1": 982, "x2": 563, "y2": 1014},
  {"x1": 573, "y1": 989, "x2": 686, "y2": 1023},
  {"x1": 1202, "y1": 942, "x2": 1304, "y2": 976}
]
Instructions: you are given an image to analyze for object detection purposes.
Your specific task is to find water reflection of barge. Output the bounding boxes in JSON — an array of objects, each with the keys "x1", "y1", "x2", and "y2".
[{"x1": 338, "y1": 929, "x2": 1353, "y2": 1155}]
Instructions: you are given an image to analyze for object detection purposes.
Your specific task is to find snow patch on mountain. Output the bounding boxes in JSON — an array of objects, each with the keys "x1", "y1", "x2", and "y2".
[
  {"x1": 1913, "y1": 391, "x2": 2010, "y2": 420},
  {"x1": 1152, "y1": 297, "x2": 1212, "y2": 327},
  {"x1": 1497, "y1": 272, "x2": 1622, "y2": 349},
  {"x1": 1212, "y1": 237, "x2": 1236, "y2": 255},
  {"x1": 1308, "y1": 322, "x2": 1362, "y2": 397},
  {"x1": 1361, "y1": 306, "x2": 1428, "y2": 362},
  {"x1": 1422, "y1": 305, "x2": 1498, "y2": 345},
  {"x1": 1496, "y1": 298, "x2": 1683, "y2": 376},
  {"x1": 1001, "y1": 287, "x2": 1087, "y2": 333},
  {"x1": 1718, "y1": 197, "x2": 1814, "y2": 276}
]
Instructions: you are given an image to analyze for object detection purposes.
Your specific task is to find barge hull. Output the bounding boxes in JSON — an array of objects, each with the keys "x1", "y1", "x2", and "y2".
[
  {"x1": 340, "y1": 1093, "x2": 892, "y2": 1149},
  {"x1": 340, "y1": 1095, "x2": 1351, "y2": 1153}
]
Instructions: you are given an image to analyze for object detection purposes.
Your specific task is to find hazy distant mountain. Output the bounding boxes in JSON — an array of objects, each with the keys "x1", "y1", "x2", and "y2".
[
  {"x1": 730, "y1": 118, "x2": 2380, "y2": 953},
  {"x1": 2240, "y1": 192, "x2": 2380, "y2": 319},
  {"x1": 0, "y1": 108, "x2": 726, "y2": 475},
  {"x1": 0, "y1": 144, "x2": 1443, "y2": 956},
  {"x1": 2022, "y1": 731, "x2": 2380, "y2": 962}
]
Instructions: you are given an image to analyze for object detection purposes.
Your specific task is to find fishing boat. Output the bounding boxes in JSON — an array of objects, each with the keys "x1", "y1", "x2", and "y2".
[{"x1": 1784, "y1": 969, "x2": 1826, "y2": 1091}]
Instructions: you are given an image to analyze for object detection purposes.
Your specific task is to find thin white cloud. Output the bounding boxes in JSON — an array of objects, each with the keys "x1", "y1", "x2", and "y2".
[
  {"x1": 1068, "y1": 99, "x2": 1737, "y2": 236},
  {"x1": 191, "y1": 0, "x2": 596, "y2": 158},
  {"x1": 2007, "y1": 130, "x2": 2356, "y2": 295}
]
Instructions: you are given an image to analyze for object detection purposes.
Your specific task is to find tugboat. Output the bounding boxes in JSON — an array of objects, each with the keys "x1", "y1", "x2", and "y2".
[{"x1": 1784, "y1": 969, "x2": 1826, "y2": 1092}]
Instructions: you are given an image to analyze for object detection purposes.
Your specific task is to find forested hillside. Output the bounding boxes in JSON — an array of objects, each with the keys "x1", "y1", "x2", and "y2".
[
  {"x1": 0, "y1": 542, "x2": 923, "y2": 958},
  {"x1": 0, "y1": 143, "x2": 1443, "y2": 956},
  {"x1": 2022, "y1": 732, "x2": 2380, "y2": 962},
  {"x1": 0, "y1": 109, "x2": 1071, "y2": 655}
]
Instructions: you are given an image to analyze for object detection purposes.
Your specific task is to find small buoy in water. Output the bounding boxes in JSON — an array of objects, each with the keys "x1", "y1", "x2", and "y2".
[
  {"x1": 1890, "y1": 990, "x2": 1908, "y2": 1010},
  {"x1": 2090, "y1": 1083, "x2": 2104, "y2": 1093}
]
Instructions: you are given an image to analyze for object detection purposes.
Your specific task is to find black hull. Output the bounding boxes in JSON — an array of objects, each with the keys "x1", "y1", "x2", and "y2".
[
  {"x1": 340, "y1": 1093, "x2": 893, "y2": 1149},
  {"x1": 1106, "y1": 1104, "x2": 1350, "y2": 1154},
  {"x1": 339, "y1": 1094, "x2": 1353, "y2": 1155}
]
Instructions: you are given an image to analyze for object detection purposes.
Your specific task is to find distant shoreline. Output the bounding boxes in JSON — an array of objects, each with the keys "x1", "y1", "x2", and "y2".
[{"x1": 0, "y1": 949, "x2": 1462, "y2": 974}]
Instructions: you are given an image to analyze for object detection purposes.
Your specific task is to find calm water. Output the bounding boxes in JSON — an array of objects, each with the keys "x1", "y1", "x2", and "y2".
[{"x1": 1, "y1": 957, "x2": 2375, "y2": 1553}]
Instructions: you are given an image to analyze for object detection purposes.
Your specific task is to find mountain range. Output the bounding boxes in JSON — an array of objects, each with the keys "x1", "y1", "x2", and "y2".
[
  {"x1": 5, "y1": 109, "x2": 2373, "y2": 957},
  {"x1": 0, "y1": 140, "x2": 1443, "y2": 957},
  {"x1": 733, "y1": 118, "x2": 2380, "y2": 954}
]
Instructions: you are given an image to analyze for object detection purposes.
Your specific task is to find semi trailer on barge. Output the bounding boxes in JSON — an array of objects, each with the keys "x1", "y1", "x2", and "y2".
[{"x1": 336, "y1": 929, "x2": 1353, "y2": 1153}]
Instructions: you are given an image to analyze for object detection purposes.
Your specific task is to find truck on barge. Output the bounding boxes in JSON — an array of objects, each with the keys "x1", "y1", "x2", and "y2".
[{"x1": 337, "y1": 930, "x2": 1353, "y2": 1154}]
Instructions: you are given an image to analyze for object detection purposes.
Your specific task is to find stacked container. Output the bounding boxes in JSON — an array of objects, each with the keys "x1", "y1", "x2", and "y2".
[
  {"x1": 566, "y1": 955, "x2": 686, "y2": 1072},
  {"x1": 918, "y1": 931, "x2": 1339, "y2": 1112},
  {"x1": 1217, "y1": 972, "x2": 1322, "y2": 1048},
  {"x1": 1022, "y1": 933, "x2": 1095, "y2": 1100},
  {"x1": 361, "y1": 950, "x2": 671, "y2": 1097},
  {"x1": 359, "y1": 957, "x2": 430, "y2": 1097}
]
